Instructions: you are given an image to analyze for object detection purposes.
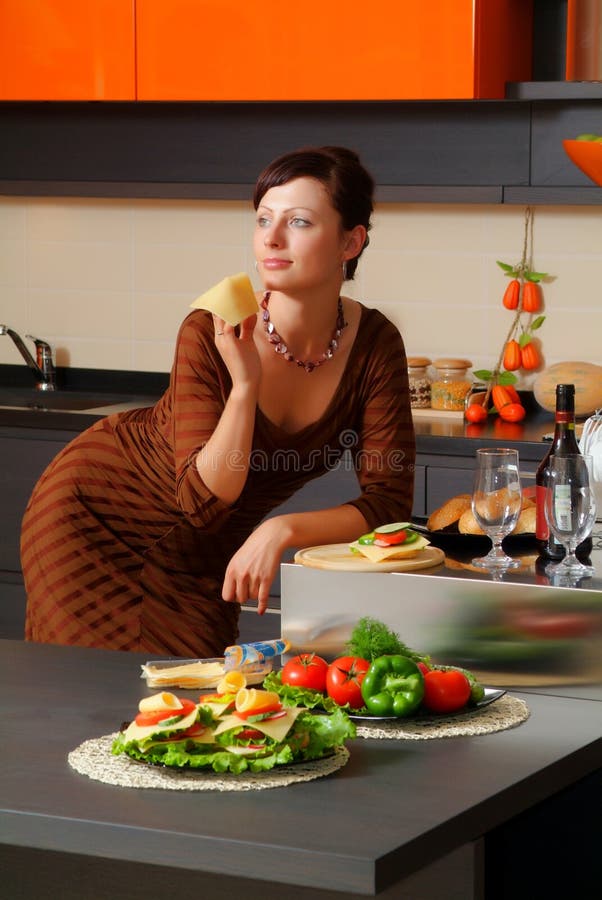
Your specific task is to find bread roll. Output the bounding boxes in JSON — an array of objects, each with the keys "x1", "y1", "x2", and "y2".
[
  {"x1": 427, "y1": 494, "x2": 472, "y2": 532},
  {"x1": 458, "y1": 504, "x2": 536, "y2": 536}
]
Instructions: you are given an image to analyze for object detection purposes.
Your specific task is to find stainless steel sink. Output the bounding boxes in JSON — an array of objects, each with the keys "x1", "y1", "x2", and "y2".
[{"x1": 0, "y1": 387, "x2": 155, "y2": 414}]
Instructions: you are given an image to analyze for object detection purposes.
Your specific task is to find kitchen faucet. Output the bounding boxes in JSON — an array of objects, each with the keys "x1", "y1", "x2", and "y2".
[{"x1": 0, "y1": 325, "x2": 56, "y2": 390}]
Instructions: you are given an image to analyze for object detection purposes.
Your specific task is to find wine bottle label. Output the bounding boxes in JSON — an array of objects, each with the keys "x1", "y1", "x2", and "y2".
[
  {"x1": 553, "y1": 485, "x2": 572, "y2": 531},
  {"x1": 554, "y1": 412, "x2": 573, "y2": 426}
]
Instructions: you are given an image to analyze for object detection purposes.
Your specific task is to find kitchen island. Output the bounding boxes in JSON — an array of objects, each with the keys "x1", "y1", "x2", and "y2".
[{"x1": 1, "y1": 639, "x2": 601, "y2": 900}]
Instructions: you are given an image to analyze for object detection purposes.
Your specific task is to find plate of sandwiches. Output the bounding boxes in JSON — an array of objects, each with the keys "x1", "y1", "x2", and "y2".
[{"x1": 416, "y1": 493, "x2": 537, "y2": 554}]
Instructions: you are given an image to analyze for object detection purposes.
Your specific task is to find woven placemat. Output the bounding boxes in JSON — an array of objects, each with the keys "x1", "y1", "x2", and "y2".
[
  {"x1": 354, "y1": 694, "x2": 529, "y2": 740},
  {"x1": 68, "y1": 735, "x2": 349, "y2": 791}
]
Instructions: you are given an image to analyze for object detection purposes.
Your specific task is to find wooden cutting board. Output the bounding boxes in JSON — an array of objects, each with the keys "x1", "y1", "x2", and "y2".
[{"x1": 294, "y1": 544, "x2": 445, "y2": 573}]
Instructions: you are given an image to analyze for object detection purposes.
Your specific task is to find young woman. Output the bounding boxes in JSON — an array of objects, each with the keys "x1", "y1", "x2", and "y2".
[{"x1": 22, "y1": 146, "x2": 415, "y2": 656}]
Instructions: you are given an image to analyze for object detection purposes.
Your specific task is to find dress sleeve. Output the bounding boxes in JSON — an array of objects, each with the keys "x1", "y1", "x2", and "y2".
[
  {"x1": 346, "y1": 315, "x2": 416, "y2": 528},
  {"x1": 170, "y1": 310, "x2": 235, "y2": 529}
]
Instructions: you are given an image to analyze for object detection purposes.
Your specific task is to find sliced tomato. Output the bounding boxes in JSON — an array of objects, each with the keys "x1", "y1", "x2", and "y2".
[
  {"x1": 180, "y1": 722, "x2": 207, "y2": 738},
  {"x1": 234, "y1": 701, "x2": 282, "y2": 720},
  {"x1": 374, "y1": 529, "x2": 408, "y2": 546},
  {"x1": 134, "y1": 697, "x2": 197, "y2": 727},
  {"x1": 236, "y1": 728, "x2": 265, "y2": 741}
]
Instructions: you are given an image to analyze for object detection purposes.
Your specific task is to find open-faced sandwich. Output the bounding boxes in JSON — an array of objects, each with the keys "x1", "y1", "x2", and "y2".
[
  {"x1": 349, "y1": 522, "x2": 430, "y2": 563},
  {"x1": 111, "y1": 679, "x2": 355, "y2": 774}
]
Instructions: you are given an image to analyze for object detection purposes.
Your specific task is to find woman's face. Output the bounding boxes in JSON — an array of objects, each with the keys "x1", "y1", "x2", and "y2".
[{"x1": 253, "y1": 176, "x2": 352, "y2": 293}]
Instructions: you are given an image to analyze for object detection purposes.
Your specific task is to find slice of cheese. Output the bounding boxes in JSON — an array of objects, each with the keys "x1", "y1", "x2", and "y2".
[
  {"x1": 123, "y1": 706, "x2": 199, "y2": 744},
  {"x1": 142, "y1": 659, "x2": 225, "y2": 689},
  {"x1": 235, "y1": 688, "x2": 280, "y2": 714},
  {"x1": 190, "y1": 273, "x2": 259, "y2": 326},
  {"x1": 138, "y1": 692, "x2": 183, "y2": 713},
  {"x1": 349, "y1": 534, "x2": 430, "y2": 563},
  {"x1": 212, "y1": 707, "x2": 304, "y2": 743}
]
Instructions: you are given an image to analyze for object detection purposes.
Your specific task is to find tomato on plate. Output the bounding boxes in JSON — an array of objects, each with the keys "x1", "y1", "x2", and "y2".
[
  {"x1": 422, "y1": 670, "x2": 471, "y2": 714},
  {"x1": 135, "y1": 697, "x2": 197, "y2": 727},
  {"x1": 326, "y1": 656, "x2": 370, "y2": 709},
  {"x1": 281, "y1": 653, "x2": 329, "y2": 692}
]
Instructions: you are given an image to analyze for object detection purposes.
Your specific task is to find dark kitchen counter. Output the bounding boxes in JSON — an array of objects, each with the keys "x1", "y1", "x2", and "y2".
[
  {"x1": 1, "y1": 639, "x2": 600, "y2": 899},
  {"x1": 0, "y1": 373, "x2": 558, "y2": 461}
]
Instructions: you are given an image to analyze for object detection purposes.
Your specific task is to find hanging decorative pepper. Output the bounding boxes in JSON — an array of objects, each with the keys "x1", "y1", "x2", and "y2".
[
  {"x1": 471, "y1": 207, "x2": 550, "y2": 423},
  {"x1": 522, "y1": 281, "x2": 541, "y2": 312},
  {"x1": 502, "y1": 279, "x2": 520, "y2": 310}
]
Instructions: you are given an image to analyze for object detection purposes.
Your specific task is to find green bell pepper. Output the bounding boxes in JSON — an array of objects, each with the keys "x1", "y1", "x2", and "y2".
[{"x1": 360, "y1": 655, "x2": 425, "y2": 717}]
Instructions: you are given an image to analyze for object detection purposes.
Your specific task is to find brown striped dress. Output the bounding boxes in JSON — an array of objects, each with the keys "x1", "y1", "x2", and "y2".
[{"x1": 22, "y1": 305, "x2": 415, "y2": 657}]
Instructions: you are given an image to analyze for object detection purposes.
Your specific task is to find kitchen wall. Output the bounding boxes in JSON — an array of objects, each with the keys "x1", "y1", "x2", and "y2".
[{"x1": 1, "y1": 197, "x2": 600, "y2": 380}]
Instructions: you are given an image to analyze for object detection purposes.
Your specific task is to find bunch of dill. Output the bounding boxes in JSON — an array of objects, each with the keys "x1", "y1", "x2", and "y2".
[{"x1": 345, "y1": 616, "x2": 427, "y2": 663}]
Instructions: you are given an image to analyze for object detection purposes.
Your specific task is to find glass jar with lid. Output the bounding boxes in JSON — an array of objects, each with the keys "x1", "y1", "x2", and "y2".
[
  {"x1": 407, "y1": 356, "x2": 432, "y2": 409},
  {"x1": 431, "y1": 358, "x2": 473, "y2": 411}
]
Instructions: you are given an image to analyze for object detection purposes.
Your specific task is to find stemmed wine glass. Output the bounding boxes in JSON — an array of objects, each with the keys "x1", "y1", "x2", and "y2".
[
  {"x1": 471, "y1": 448, "x2": 522, "y2": 569},
  {"x1": 544, "y1": 454, "x2": 596, "y2": 578}
]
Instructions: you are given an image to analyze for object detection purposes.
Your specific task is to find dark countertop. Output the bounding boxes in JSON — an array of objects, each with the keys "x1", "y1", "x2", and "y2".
[
  {"x1": 0, "y1": 377, "x2": 559, "y2": 461},
  {"x1": 1, "y1": 639, "x2": 601, "y2": 899}
]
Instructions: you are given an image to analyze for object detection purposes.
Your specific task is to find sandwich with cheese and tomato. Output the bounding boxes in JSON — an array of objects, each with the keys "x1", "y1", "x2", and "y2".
[
  {"x1": 111, "y1": 686, "x2": 355, "y2": 775},
  {"x1": 349, "y1": 522, "x2": 430, "y2": 563}
]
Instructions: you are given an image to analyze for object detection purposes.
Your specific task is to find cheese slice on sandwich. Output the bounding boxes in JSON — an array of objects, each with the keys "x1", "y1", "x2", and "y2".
[
  {"x1": 213, "y1": 707, "x2": 304, "y2": 743},
  {"x1": 190, "y1": 273, "x2": 259, "y2": 326},
  {"x1": 349, "y1": 534, "x2": 430, "y2": 563}
]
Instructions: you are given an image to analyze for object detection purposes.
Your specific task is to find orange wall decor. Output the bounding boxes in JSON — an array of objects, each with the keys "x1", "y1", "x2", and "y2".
[{"x1": 0, "y1": 0, "x2": 135, "y2": 100}]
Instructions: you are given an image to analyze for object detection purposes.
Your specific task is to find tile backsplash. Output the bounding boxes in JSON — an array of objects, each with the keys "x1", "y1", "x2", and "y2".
[{"x1": 1, "y1": 197, "x2": 600, "y2": 380}]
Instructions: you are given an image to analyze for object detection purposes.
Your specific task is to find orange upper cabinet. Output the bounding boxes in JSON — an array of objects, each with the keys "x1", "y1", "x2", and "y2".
[
  {"x1": 136, "y1": 0, "x2": 533, "y2": 101},
  {"x1": 0, "y1": 0, "x2": 136, "y2": 100}
]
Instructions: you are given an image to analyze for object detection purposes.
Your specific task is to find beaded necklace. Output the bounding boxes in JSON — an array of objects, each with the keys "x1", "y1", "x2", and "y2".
[{"x1": 260, "y1": 292, "x2": 348, "y2": 374}]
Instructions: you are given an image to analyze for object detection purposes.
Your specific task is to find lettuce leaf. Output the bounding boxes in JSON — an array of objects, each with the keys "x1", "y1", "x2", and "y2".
[{"x1": 262, "y1": 670, "x2": 341, "y2": 712}]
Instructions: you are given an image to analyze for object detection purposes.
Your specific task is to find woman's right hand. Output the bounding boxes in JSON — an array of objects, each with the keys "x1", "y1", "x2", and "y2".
[{"x1": 213, "y1": 313, "x2": 262, "y2": 389}]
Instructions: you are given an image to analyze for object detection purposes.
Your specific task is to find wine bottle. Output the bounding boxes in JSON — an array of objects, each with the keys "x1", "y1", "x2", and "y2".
[{"x1": 535, "y1": 383, "x2": 593, "y2": 559}]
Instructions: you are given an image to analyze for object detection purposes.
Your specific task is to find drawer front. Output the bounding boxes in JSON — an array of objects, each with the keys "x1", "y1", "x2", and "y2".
[{"x1": 0, "y1": 437, "x2": 67, "y2": 571}]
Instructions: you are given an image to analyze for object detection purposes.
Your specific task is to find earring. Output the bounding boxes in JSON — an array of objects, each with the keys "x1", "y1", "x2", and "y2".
[
  {"x1": 342, "y1": 260, "x2": 348, "y2": 280},
  {"x1": 254, "y1": 260, "x2": 259, "y2": 272}
]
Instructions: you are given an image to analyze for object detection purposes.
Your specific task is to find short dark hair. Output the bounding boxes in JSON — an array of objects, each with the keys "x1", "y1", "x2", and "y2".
[{"x1": 253, "y1": 146, "x2": 374, "y2": 280}]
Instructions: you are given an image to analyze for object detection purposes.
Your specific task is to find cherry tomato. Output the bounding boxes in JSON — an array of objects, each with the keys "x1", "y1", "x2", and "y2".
[
  {"x1": 465, "y1": 403, "x2": 488, "y2": 424},
  {"x1": 326, "y1": 656, "x2": 370, "y2": 709},
  {"x1": 134, "y1": 697, "x2": 197, "y2": 727},
  {"x1": 281, "y1": 653, "x2": 329, "y2": 692},
  {"x1": 498, "y1": 402, "x2": 526, "y2": 423},
  {"x1": 422, "y1": 670, "x2": 471, "y2": 714}
]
